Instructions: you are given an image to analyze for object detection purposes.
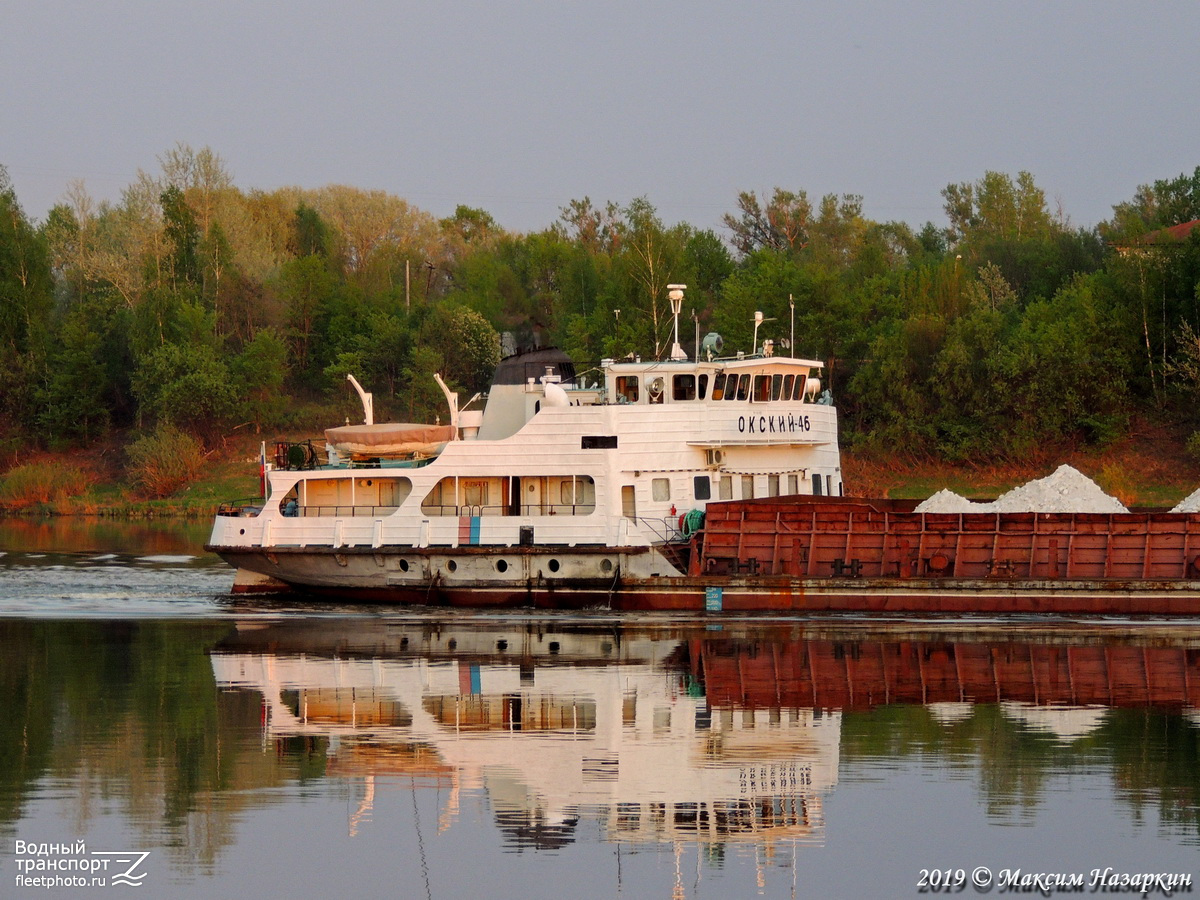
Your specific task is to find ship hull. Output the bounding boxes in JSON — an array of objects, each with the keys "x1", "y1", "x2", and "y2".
[{"x1": 210, "y1": 543, "x2": 1200, "y2": 615}]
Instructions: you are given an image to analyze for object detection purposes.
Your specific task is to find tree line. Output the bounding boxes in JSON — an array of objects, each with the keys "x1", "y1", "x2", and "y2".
[{"x1": 2, "y1": 144, "x2": 1200, "y2": 462}]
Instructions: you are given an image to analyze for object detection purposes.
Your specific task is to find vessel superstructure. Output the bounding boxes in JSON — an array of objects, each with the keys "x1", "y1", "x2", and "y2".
[{"x1": 207, "y1": 321, "x2": 841, "y2": 604}]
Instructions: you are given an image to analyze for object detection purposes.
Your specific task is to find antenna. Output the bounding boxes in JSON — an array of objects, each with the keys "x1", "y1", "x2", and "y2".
[
  {"x1": 789, "y1": 294, "x2": 795, "y2": 357},
  {"x1": 667, "y1": 284, "x2": 687, "y2": 360}
]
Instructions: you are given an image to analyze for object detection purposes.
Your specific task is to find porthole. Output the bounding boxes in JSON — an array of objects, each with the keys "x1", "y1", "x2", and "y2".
[
  {"x1": 447, "y1": 559, "x2": 458, "y2": 573},
  {"x1": 497, "y1": 639, "x2": 508, "y2": 651},
  {"x1": 600, "y1": 558, "x2": 613, "y2": 572},
  {"x1": 496, "y1": 559, "x2": 509, "y2": 573},
  {"x1": 239, "y1": 528, "x2": 245, "y2": 535},
  {"x1": 399, "y1": 559, "x2": 409, "y2": 572},
  {"x1": 548, "y1": 558, "x2": 561, "y2": 573}
]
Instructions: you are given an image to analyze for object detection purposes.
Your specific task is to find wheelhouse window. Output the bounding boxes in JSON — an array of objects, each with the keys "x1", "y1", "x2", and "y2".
[
  {"x1": 711, "y1": 372, "x2": 726, "y2": 401},
  {"x1": 616, "y1": 376, "x2": 640, "y2": 403},
  {"x1": 752, "y1": 375, "x2": 771, "y2": 402},
  {"x1": 793, "y1": 374, "x2": 807, "y2": 400},
  {"x1": 672, "y1": 374, "x2": 696, "y2": 401}
]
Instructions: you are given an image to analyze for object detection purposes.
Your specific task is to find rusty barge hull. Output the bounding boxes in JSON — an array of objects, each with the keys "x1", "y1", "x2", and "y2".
[
  {"x1": 696, "y1": 496, "x2": 1200, "y2": 582},
  {"x1": 232, "y1": 569, "x2": 1200, "y2": 616}
]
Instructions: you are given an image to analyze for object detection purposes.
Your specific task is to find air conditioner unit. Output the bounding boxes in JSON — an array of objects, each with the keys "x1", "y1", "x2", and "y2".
[{"x1": 704, "y1": 448, "x2": 725, "y2": 469}]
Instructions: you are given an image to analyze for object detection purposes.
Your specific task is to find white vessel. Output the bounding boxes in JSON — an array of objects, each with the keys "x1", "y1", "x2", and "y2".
[{"x1": 207, "y1": 300, "x2": 841, "y2": 606}]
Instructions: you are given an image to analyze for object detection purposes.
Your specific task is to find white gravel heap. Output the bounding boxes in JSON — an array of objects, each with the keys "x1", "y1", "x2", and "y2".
[
  {"x1": 914, "y1": 465, "x2": 1128, "y2": 514},
  {"x1": 1171, "y1": 486, "x2": 1200, "y2": 513},
  {"x1": 913, "y1": 488, "x2": 976, "y2": 513}
]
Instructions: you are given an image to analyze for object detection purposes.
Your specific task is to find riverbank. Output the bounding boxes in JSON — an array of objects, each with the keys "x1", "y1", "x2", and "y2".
[
  {"x1": 2, "y1": 420, "x2": 1199, "y2": 517},
  {"x1": 842, "y1": 418, "x2": 1200, "y2": 508}
]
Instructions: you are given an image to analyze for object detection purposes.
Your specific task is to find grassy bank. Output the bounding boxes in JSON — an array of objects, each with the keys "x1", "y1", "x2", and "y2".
[
  {"x1": 0, "y1": 436, "x2": 265, "y2": 518},
  {"x1": 2, "y1": 421, "x2": 1199, "y2": 518}
]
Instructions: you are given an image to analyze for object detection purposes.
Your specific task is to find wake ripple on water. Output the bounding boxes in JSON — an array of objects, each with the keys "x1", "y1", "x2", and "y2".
[{"x1": 0, "y1": 549, "x2": 234, "y2": 617}]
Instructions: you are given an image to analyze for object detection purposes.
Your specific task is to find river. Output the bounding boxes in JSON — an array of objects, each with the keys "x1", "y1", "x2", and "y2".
[{"x1": 0, "y1": 519, "x2": 1197, "y2": 898}]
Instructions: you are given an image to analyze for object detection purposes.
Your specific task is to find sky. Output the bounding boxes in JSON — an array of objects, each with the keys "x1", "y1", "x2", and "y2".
[{"x1": 2, "y1": 1, "x2": 1198, "y2": 236}]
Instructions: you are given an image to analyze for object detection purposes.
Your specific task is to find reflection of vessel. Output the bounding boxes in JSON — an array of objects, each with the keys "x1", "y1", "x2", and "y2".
[
  {"x1": 211, "y1": 619, "x2": 1200, "y2": 851},
  {"x1": 212, "y1": 620, "x2": 839, "y2": 849}
]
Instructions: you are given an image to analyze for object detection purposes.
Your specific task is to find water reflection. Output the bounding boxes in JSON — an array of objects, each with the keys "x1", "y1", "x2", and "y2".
[
  {"x1": 213, "y1": 622, "x2": 839, "y2": 851},
  {"x1": 3, "y1": 618, "x2": 1200, "y2": 896}
]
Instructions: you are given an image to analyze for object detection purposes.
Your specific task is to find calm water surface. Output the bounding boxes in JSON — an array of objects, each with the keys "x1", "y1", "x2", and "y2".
[{"x1": 1, "y1": 519, "x2": 1198, "y2": 899}]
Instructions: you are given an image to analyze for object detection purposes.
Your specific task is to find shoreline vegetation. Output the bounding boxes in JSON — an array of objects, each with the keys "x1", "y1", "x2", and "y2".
[
  {"x1": 3, "y1": 147, "x2": 1200, "y2": 515},
  {"x1": 1, "y1": 421, "x2": 1196, "y2": 520}
]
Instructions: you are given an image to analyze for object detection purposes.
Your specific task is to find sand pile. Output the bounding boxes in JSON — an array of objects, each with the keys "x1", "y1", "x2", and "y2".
[
  {"x1": 990, "y1": 465, "x2": 1127, "y2": 513},
  {"x1": 914, "y1": 465, "x2": 1127, "y2": 514},
  {"x1": 1172, "y1": 487, "x2": 1200, "y2": 513},
  {"x1": 913, "y1": 489, "x2": 976, "y2": 513}
]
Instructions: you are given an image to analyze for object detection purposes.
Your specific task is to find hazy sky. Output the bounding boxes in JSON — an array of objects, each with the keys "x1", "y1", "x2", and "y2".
[{"x1": 3, "y1": 1, "x2": 1197, "y2": 235}]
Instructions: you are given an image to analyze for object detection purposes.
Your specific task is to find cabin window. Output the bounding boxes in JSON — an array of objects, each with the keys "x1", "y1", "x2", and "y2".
[
  {"x1": 559, "y1": 477, "x2": 596, "y2": 513},
  {"x1": 741, "y1": 476, "x2": 755, "y2": 499},
  {"x1": 787, "y1": 474, "x2": 800, "y2": 495},
  {"x1": 812, "y1": 474, "x2": 824, "y2": 496},
  {"x1": 462, "y1": 480, "x2": 488, "y2": 511},
  {"x1": 279, "y1": 487, "x2": 299, "y2": 517},
  {"x1": 421, "y1": 476, "x2": 593, "y2": 516},
  {"x1": 768, "y1": 475, "x2": 780, "y2": 497},
  {"x1": 793, "y1": 374, "x2": 807, "y2": 400},
  {"x1": 423, "y1": 480, "x2": 447, "y2": 514},
  {"x1": 295, "y1": 476, "x2": 411, "y2": 516},
  {"x1": 697, "y1": 374, "x2": 709, "y2": 399},
  {"x1": 694, "y1": 476, "x2": 711, "y2": 500},
  {"x1": 735, "y1": 374, "x2": 750, "y2": 401},
  {"x1": 672, "y1": 374, "x2": 696, "y2": 401},
  {"x1": 617, "y1": 376, "x2": 640, "y2": 403},
  {"x1": 652, "y1": 478, "x2": 671, "y2": 501},
  {"x1": 621, "y1": 485, "x2": 637, "y2": 518},
  {"x1": 771, "y1": 374, "x2": 784, "y2": 400},
  {"x1": 718, "y1": 476, "x2": 733, "y2": 500},
  {"x1": 752, "y1": 375, "x2": 771, "y2": 402}
]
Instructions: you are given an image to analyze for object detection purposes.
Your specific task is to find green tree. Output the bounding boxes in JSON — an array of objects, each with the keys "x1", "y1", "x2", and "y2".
[
  {"x1": 274, "y1": 254, "x2": 338, "y2": 377},
  {"x1": 160, "y1": 185, "x2": 201, "y2": 289},
  {"x1": 231, "y1": 327, "x2": 289, "y2": 431},
  {"x1": 131, "y1": 341, "x2": 236, "y2": 440}
]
